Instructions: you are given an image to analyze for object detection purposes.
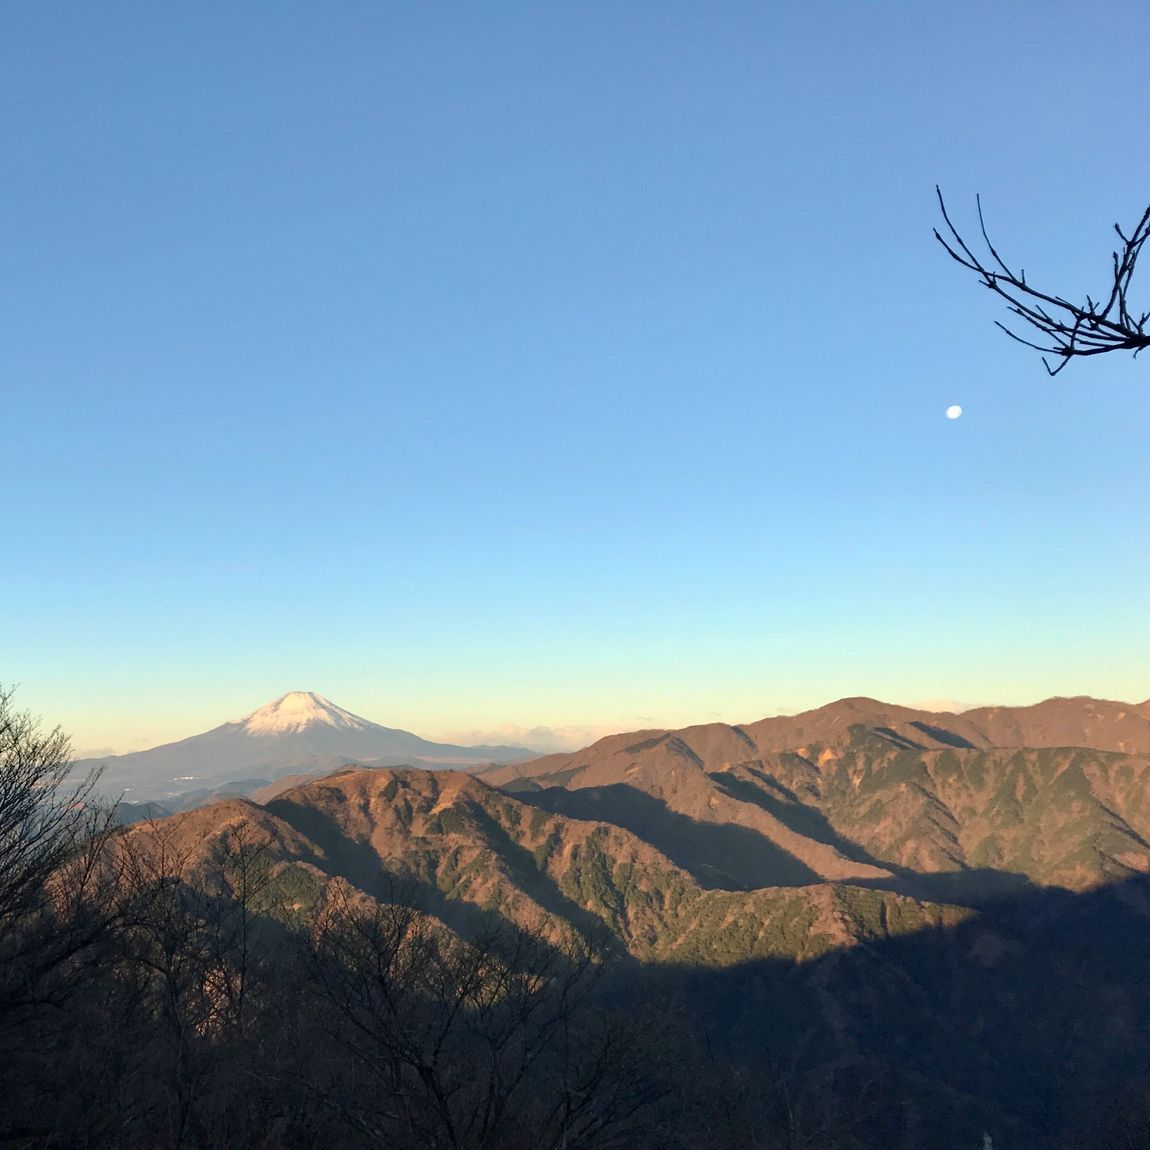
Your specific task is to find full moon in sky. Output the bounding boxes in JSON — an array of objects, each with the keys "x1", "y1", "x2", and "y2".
[{"x1": 946, "y1": 405, "x2": 963, "y2": 420}]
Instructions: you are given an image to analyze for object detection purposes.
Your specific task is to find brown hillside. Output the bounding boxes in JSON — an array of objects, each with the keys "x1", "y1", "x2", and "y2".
[
  {"x1": 126, "y1": 767, "x2": 958, "y2": 965},
  {"x1": 960, "y1": 696, "x2": 1150, "y2": 754},
  {"x1": 481, "y1": 696, "x2": 1150, "y2": 795},
  {"x1": 478, "y1": 697, "x2": 1150, "y2": 895}
]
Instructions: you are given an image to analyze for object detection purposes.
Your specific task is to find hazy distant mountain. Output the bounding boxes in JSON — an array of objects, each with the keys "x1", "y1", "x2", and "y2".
[{"x1": 79, "y1": 691, "x2": 535, "y2": 802}]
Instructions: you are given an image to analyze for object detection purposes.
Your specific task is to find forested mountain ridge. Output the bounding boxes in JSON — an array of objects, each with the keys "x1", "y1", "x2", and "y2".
[
  {"x1": 482, "y1": 694, "x2": 1150, "y2": 785},
  {"x1": 481, "y1": 696, "x2": 1150, "y2": 895},
  {"x1": 130, "y1": 768, "x2": 960, "y2": 967}
]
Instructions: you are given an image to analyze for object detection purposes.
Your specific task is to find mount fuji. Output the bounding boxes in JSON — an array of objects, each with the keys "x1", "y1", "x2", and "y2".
[{"x1": 78, "y1": 691, "x2": 535, "y2": 804}]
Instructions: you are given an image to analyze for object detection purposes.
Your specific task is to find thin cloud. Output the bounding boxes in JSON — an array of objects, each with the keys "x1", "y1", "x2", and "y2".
[
  {"x1": 910, "y1": 698, "x2": 979, "y2": 714},
  {"x1": 441, "y1": 722, "x2": 632, "y2": 754}
]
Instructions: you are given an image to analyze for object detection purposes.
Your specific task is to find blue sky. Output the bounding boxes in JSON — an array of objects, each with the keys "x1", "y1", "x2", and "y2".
[{"x1": 4, "y1": 3, "x2": 1148, "y2": 752}]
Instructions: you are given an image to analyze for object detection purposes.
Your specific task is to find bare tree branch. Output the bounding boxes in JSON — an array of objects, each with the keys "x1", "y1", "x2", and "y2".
[{"x1": 935, "y1": 187, "x2": 1150, "y2": 374}]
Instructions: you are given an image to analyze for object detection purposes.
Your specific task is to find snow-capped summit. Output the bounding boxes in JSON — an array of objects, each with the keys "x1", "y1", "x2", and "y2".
[
  {"x1": 236, "y1": 691, "x2": 373, "y2": 735},
  {"x1": 77, "y1": 691, "x2": 536, "y2": 804}
]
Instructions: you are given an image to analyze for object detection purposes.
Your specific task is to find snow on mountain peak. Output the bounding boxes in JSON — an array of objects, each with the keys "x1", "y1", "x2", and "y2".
[{"x1": 236, "y1": 691, "x2": 374, "y2": 735}]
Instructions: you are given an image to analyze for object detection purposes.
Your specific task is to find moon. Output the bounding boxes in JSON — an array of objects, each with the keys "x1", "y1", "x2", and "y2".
[{"x1": 946, "y1": 405, "x2": 963, "y2": 420}]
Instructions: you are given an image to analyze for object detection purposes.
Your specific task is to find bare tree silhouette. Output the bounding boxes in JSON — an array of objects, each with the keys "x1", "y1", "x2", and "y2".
[
  {"x1": 935, "y1": 188, "x2": 1150, "y2": 374},
  {"x1": 0, "y1": 686, "x2": 120, "y2": 1024}
]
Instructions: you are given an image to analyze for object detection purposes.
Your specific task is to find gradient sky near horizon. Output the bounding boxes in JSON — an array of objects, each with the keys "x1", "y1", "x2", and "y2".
[{"x1": 4, "y1": 3, "x2": 1149, "y2": 754}]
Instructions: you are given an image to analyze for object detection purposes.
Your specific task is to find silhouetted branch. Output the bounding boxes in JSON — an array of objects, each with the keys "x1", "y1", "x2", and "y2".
[{"x1": 935, "y1": 187, "x2": 1150, "y2": 374}]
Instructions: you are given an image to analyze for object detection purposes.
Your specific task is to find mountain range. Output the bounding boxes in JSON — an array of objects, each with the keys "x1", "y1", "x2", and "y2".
[
  {"x1": 112, "y1": 689, "x2": 1150, "y2": 1146},
  {"x1": 133, "y1": 691, "x2": 1150, "y2": 928},
  {"x1": 478, "y1": 693, "x2": 1150, "y2": 894}
]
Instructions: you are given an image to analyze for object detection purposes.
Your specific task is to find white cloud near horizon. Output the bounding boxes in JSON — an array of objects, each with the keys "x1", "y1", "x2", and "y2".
[
  {"x1": 909, "y1": 698, "x2": 979, "y2": 714},
  {"x1": 440, "y1": 722, "x2": 651, "y2": 754}
]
